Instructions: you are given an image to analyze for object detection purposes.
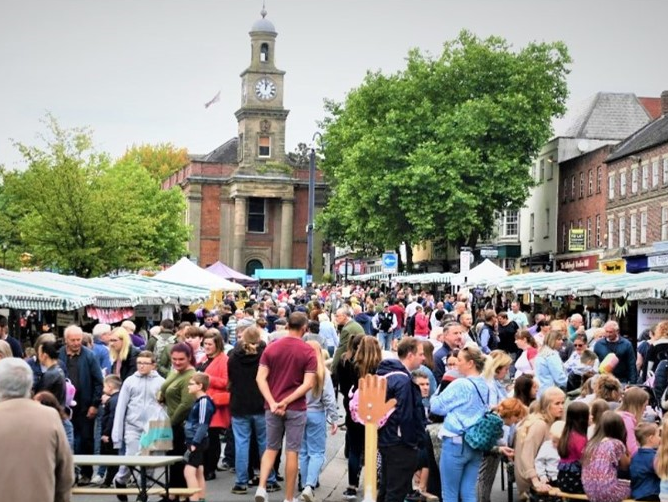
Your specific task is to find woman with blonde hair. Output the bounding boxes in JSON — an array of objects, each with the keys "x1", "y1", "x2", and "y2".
[
  {"x1": 645, "y1": 320, "x2": 668, "y2": 375},
  {"x1": 476, "y1": 350, "x2": 514, "y2": 502},
  {"x1": 0, "y1": 339, "x2": 12, "y2": 359},
  {"x1": 299, "y1": 341, "x2": 338, "y2": 502},
  {"x1": 534, "y1": 330, "x2": 567, "y2": 396},
  {"x1": 108, "y1": 327, "x2": 139, "y2": 382},
  {"x1": 514, "y1": 386, "x2": 565, "y2": 497},
  {"x1": 616, "y1": 386, "x2": 650, "y2": 457}
]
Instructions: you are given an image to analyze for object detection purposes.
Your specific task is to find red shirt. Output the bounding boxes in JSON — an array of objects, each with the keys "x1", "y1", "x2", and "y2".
[
  {"x1": 389, "y1": 304, "x2": 405, "y2": 328},
  {"x1": 259, "y1": 336, "x2": 317, "y2": 411}
]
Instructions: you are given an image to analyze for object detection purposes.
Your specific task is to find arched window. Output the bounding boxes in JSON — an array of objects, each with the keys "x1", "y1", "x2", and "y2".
[
  {"x1": 246, "y1": 259, "x2": 264, "y2": 276},
  {"x1": 260, "y1": 43, "x2": 269, "y2": 63}
]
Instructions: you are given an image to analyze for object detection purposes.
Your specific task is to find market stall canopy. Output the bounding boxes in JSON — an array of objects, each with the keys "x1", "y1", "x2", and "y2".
[
  {"x1": 253, "y1": 268, "x2": 307, "y2": 287},
  {"x1": 206, "y1": 261, "x2": 258, "y2": 286},
  {"x1": 109, "y1": 275, "x2": 211, "y2": 305},
  {"x1": 154, "y1": 257, "x2": 245, "y2": 292},
  {"x1": 452, "y1": 259, "x2": 508, "y2": 286},
  {"x1": 395, "y1": 272, "x2": 455, "y2": 285}
]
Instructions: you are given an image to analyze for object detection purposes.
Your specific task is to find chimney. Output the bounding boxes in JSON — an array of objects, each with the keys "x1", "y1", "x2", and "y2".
[{"x1": 662, "y1": 90, "x2": 668, "y2": 116}]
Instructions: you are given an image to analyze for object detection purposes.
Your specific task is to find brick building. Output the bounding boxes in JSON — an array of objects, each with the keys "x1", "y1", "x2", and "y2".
[
  {"x1": 551, "y1": 93, "x2": 660, "y2": 272},
  {"x1": 605, "y1": 91, "x2": 668, "y2": 273},
  {"x1": 162, "y1": 9, "x2": 326, "y2": 279}
]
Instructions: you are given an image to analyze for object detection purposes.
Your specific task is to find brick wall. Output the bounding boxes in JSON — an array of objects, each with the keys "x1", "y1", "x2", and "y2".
[
  {"x1": 557, "y1": 146, "x2": 612, "y2": 253},
  {"x1": 607, "y1": 143, "x2": 668, "y2": 248}
]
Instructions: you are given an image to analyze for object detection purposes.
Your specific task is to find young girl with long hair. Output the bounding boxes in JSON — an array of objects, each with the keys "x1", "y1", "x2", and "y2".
[
  {"x1": 588, "y1": 398, "x2": 610, "y2": 438},
  {"x1": 617, "y1": 386, "x2": 650, "y2": 457},
  {"x1": 556, "y1": 401, "x2": 589, "y2": 494},
  {"x1": 299, "y1": 341, "x2": 338, "y2": 502},
  {"x1": 581, "y1": 410, "x2": 631, "y2": 502}
]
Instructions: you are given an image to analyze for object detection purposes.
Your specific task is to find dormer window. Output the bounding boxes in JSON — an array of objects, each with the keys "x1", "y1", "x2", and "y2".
[{"x1": 260, "y1": 43, "x2": 269, "y2": 63}]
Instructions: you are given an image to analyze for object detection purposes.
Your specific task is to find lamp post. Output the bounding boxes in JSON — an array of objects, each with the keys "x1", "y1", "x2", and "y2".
[
  {"x1": 307, "y1": 132, "x2": 322, "y2": 282},
  {"x1": 528, "y1": 246, "x2": 533, "y2": 272}
]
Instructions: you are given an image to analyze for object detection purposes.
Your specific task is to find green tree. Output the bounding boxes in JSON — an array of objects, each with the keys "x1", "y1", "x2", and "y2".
[
  {"x1": 119, "y1": 142, "x2": 190, "y2": 181},
  {"x1": 2, "y1": 115, "x2": 188, "y2": 276},
  {"x1": 317, "y1": 31, "x2": 571, "y2": 270}
]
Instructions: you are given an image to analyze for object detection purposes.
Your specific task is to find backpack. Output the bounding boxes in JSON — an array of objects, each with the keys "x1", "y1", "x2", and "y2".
[
  {"x1": 153, "y1": 333, "x2": 176, "y2": 364},
  {"x1": 348, "y1": 371, "x2": 408, "y2": 427}
]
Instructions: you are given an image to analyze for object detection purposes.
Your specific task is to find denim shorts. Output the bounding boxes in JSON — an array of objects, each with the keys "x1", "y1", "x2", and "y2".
[{"x1": 265, "y1": 409, "x2": 307, "y2": 452}]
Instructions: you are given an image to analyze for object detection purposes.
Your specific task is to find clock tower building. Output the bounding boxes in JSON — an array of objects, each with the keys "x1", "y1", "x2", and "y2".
[
  {"x1": 236, "y1": 9, "x2": 289, "y2": 168},
  {"x1": 162, "y1": 8, "x2": 326, "y2": 282}
]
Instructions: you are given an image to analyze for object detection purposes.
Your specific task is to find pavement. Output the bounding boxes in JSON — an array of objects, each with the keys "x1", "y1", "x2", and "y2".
[{"x1": 72, "y1": 439, "x2": 515, "y2": 502}]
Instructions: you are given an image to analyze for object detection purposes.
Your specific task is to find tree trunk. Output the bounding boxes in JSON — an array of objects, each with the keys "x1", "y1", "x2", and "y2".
[{"x1": 403, "y1": 242, "x2": 413, "y2": 273}]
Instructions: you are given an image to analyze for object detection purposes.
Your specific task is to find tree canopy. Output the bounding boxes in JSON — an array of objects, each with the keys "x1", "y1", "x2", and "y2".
[
  {"x1": 0, "y1": 115, "x2": 189, "y2": 276},
  {"x1": 119, "y1": 142, "x2": 190, "y2": 181},
  {"x1": 316, "y1": 31, "x2": 571, "y2": 269}
]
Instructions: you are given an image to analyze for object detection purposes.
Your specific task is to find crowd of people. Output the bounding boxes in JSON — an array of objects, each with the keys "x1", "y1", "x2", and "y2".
[{"x1": 2, "y1": 283, "x2": 668, "y2": 502}]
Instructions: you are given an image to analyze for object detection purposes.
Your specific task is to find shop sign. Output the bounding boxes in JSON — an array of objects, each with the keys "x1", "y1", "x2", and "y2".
[
  {"x1": 56, "y1": 312, "x2": 76, "y2": 327},
  {"x1": 648, "y1": 254, "x2": 668, "y2": 269},
  {"x1": 568, "y1": 229, "x2": 586, "y2": 252},
  {"x1": 557, "y1": 255, "x2": 597, "y2": 272},
  {"x1": 638, "y1": 299, "x2": 668, "y2": 334},
  {"x1": 599, "y1": 259, "x2": 626, "y2": 274}
]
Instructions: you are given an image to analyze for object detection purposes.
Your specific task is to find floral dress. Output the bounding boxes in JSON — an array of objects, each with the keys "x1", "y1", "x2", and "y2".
[{"x1": 582, "y1": 438, "x2": 631, "y2": 502}]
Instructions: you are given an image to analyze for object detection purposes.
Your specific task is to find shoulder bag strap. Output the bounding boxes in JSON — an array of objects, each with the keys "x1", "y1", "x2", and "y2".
[{"x1": 467, "y1": 378, "x2": 489, "y2": 408}]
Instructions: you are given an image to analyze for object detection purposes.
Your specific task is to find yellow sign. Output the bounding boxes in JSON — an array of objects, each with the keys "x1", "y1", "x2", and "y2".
[
  {"x1": 600, "y1": 259, "x2": 626, "y2": 274},
  {"x1": 568, "y1": 229, "x2": 586, "y2": 252}
]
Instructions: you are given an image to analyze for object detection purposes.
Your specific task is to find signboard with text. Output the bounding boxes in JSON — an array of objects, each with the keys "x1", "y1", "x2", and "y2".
[
  {"x1": 638, "y1": 299, "x2": 668, "y2": 335},
  {"x1": 568, "y1": 229, "x2": 586, "y2": 252},
  {"x1": 557, "y1": 255, "x2": 598, "y2": 272}
]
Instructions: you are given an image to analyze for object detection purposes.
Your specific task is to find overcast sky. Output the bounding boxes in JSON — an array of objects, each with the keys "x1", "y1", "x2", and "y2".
[{"x1": 2, "y1": 0, "x2": 667, "y2": 169}]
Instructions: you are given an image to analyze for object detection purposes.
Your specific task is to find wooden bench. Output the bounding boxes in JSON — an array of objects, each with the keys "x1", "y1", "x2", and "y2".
[
  {"x1": 548, "y1": 488, "x2": 636, "y2": 502},
  {"x1": 72, "y1": 486, "x2": 200, "y2": 497}
]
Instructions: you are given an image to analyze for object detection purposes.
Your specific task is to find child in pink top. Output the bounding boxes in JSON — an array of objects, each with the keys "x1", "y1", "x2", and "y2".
[{"x1": 557, "y1": 401, "x2": 588, "y2": 494}]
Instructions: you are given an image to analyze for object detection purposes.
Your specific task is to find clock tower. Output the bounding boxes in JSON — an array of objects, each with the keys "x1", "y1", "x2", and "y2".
[{"x1": 235, "y1": 7, "x2": 289, "y2": 168}]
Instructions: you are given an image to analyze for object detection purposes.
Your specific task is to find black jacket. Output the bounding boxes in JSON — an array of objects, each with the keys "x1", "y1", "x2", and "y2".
[
  {"x1": 58, "y1": 346, "x2": 104, "y2": 410},
  {"x1": 36, "y1": 364, "x2": 67, "y2": 406},
  {"x1": 227, "y1": 342, "x2": 266, "y2": 416},
  {"x1": 377, "y1": 359, "x2": 426, "y2": 449},
  {"x1": 101, "y1": 392, "x2": 119, "y2": 437}
]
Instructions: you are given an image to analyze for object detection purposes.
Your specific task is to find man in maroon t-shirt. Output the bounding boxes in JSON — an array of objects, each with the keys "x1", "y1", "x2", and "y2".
[
  {"x1": 388, "y1": 299, "x2": 406, "y2": 351},
  {"x1": 255, "y1": 312, "x2": 317, "y2": 502}
]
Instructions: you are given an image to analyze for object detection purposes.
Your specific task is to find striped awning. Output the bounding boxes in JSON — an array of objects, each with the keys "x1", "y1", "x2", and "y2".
[{"x1": 109, "y1": 275, "x2": 210, "y2": 305}]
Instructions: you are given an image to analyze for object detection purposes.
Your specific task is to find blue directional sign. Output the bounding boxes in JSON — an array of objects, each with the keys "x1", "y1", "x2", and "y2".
[{"x1": 382, "y1": 252, "x2": 398, "y2": 274}]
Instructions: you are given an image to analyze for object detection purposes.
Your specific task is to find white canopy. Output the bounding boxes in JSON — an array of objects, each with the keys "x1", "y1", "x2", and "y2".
[
  {"x1": 452, "y1": 258, "x2": 508, "y2": 286},
  {"x1": 154, "y1": 257, "x2": 245, "y2": 292}
]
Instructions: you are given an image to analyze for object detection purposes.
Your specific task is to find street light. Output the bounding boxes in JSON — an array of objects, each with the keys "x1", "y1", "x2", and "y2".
[{"x1": 307, "y1": 132, "x2": 322, "y2": 282}]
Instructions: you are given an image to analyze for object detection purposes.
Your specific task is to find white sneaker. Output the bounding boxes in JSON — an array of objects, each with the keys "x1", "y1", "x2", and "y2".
[
  {"x1": 301, "y1": 485, "x2": 315, "y2": 502},
  {"x1": 90, "y1": 474, "x2": 104, "y2": 486},
  {"x1": 255, "y1": 487, "x2": 268, "y2": 502}
]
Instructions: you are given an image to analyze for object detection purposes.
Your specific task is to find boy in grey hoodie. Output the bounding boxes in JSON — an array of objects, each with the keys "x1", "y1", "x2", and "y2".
[{"x1": 111, "y1": 350, "x2": 165, "y2": 497}]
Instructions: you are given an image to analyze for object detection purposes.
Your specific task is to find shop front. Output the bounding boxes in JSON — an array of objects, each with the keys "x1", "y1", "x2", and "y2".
[{"x1": 556, "y1": 255, "x2": 598, "y2": 272}]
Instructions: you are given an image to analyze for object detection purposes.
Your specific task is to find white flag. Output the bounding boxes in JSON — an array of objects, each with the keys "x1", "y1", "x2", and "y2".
[{"x1": 204, "y1": 91, "x2": 221, "y2": 109}]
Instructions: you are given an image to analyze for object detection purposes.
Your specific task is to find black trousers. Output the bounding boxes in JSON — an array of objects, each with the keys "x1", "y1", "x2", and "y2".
[
  {"x1": 71, "y1": 408, "x2": 96, "y2": 478},
  {"x1": 204, "y1": 427, "x2": 222, "y2": 477},
  {"x1": 378, "y1": 444, "x2": 419, "y2": 502},
  {"x1": 100, "y1": 441, "x2": 119, "y2": 486},
  {"x1": 167, "y1": 424, "x2": 187, "y2": 488}
]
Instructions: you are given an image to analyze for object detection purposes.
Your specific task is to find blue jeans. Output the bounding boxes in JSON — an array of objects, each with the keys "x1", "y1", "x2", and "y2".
[
  {"x1": 440, "y1": 437, "x2": 482, "y2": 502},
  {"x1": 232, "y1": 414, "x2": 276, "y2": 486},
  {"x1": 299, "y1": 410, "x2": 327, "y2": 488},
  {"x1": 377, "y1": 331, "x2": 392, "y2": 351}
]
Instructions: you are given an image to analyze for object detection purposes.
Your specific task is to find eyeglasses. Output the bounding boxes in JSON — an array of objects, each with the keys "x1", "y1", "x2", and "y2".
[{"x1": 574, "y1": 343, "x2": 585, "y2": 348}]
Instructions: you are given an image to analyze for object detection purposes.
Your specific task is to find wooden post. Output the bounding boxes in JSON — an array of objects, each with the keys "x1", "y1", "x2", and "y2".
[{"x1": 357, "y1": 374, "x2": 397, "y2": 502}]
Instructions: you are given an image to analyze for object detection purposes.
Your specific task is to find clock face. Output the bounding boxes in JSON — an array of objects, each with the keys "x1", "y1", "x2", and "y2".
[{"x1": 255, "y1": 77, "x2": 277, "y2": 101}]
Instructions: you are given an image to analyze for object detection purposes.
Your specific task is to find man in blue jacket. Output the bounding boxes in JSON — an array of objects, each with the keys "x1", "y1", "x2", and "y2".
[
  {"x1": 59, "y1": 324, "x2": 104, "y2": 485},
  {"x1": 593, "y1": 320, "x2": 637, "y2": 384},
  {"x1": 376, "y1": 337, "x2": 426, "y2": 502}
]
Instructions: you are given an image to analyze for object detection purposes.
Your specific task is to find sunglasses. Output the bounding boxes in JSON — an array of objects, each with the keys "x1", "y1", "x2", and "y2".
[{"x1": 574, "y1": 343, "x2": 585, "y2": 347}]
